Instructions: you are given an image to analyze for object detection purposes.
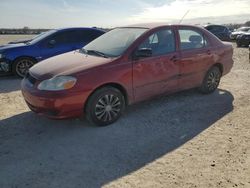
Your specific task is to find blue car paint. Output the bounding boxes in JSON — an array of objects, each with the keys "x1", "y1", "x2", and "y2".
[{"x1": 0, "y1": 27, "x2": 105, "y2": 74}]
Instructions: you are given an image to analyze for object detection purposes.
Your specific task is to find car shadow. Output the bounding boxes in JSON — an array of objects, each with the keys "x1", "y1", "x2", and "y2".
[
  {"x1": 0, "y1": 74, "x2": 21, "y2": 93},
  {"x1": 236, "y1": 45, "x2": 250, "y2": 48},
  {"x1": 0, "y1": 89, "x2": 234, "y2": 188}
]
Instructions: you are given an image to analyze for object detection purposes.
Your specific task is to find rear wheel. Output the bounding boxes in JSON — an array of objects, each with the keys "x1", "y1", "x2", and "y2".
[
  {"x1": 85, "y1": 87, "x2": 126, "y2": 126},
  {"x1": 13, "y1": 58, "x2": 35, "y2": 78},
  {"x1": 199, "y1": 66, "x2": 222, "y2": 94}
]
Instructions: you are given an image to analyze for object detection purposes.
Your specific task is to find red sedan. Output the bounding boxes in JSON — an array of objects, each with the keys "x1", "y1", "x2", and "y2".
[{"x1": 21, "y1": 23, "x2": 234, "y2": 126}]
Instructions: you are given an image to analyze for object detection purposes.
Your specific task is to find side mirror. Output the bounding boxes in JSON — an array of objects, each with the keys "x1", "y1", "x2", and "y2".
[
  {"x1": 48, "y1": 39, "x2": 56, "y2": 48},
  {"x1": 134, "y1": 48, "x2": 152, "y2": 59}
]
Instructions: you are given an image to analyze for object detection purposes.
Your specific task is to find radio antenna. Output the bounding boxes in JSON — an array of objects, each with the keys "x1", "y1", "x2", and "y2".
[{"x1": 179, "y1": 10, "x2": 190, "y2": 24}]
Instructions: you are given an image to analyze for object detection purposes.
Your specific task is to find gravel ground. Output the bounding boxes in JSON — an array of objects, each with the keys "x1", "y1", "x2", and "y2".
[{"x1": 0, "y1": 35, "x2": 249, "y2": 188}]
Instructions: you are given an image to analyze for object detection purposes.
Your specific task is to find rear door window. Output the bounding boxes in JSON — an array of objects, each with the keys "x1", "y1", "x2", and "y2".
[{"x1": 178, "y1": 29, "x2": 208, "y2": 50}]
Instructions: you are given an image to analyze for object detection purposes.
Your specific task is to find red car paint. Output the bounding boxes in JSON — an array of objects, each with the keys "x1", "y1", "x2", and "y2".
[{"x1": 21, "y1": 24, "x2": 234, "y2": 119}]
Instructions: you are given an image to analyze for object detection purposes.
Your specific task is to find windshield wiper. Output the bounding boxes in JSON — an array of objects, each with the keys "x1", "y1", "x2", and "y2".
[
  {"x1": 82, "y1": 49, "x2": 109, "y2": 58},
  {"x1": 78, "y1": 48, "x2": 87, "y2": 54}
]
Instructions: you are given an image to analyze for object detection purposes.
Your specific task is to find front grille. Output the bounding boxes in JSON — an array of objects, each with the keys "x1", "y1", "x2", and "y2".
[{"x1": 26, "y1": 73, "x2": 37, "y2": 85}]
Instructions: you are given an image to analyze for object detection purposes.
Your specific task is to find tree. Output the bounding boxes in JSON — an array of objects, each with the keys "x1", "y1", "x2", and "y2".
[
  {"x1": 22, "y1": 26, "x2": 29, "y2": 34},
  {"x1": 244, "y1": 21, "x2": 250, "y2": 26}
]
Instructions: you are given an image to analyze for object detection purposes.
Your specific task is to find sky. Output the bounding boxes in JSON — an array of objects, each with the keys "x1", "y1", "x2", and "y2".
[{"x1": 0, "y1": 0, "x2": 249, "y2": 28}]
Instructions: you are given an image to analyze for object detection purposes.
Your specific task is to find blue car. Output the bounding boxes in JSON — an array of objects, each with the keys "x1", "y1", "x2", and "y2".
[
  {"x1": 0, "y1": 27, "x2": 105, "y2": 77},
  {"x1": 204, "y1": 25, "x2": 231, "y2": 41}
]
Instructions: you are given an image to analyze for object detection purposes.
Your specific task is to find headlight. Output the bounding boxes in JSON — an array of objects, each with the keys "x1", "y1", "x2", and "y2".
[{"x1": 38, "y1": 76, "x2": 77, "y2": 91}]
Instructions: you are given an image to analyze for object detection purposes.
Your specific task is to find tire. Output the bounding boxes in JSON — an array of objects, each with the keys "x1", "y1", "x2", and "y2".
[
  {"x1": 85, "y1": 87, "x2": 126, "y2": 126},
  {"x1": 12, "y1": 57, "x2": 36, "y2": 78},
  {"x1": 199, "y1": 66, "x2": 222, "y2": 94}
]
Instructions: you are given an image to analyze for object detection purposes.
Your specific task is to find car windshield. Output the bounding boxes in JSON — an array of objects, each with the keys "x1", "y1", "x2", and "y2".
[
  {"x1": 27, "y1": 30, "x2": 57, "y2": 44},
  {"x1": 82, "y1": 28, "x2": 148, "y2": 57}
]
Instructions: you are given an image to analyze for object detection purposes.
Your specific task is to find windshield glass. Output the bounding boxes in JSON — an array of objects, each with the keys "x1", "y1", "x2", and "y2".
[
  {"x1": 28, "y1": 30, "x2": 57, "y2": 44},
  {"x1": 83, "y1": 28, "x2": 148, "y2": 57}
]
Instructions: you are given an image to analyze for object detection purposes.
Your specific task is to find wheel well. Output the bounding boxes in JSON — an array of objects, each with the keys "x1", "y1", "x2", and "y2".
[
  {"x1": 12, "y1": 56, "x2": 37, "y2": 71},
  {"x1": 84, "y1": 83, "x2": 129, "y2": 112},
  {"x1": 213, "y1": 63, "x2": 223, "y2": 74}
]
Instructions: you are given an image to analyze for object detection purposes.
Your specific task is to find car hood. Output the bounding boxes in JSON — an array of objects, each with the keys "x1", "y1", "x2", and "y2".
[
  {"x1": 30, "y1": 51, "x2": 115, "y2": 80},
  {"x1": 0, "y1": 43, "x2": 28, "y2": 51},
  {"x1": 232, "y1": 31, "x2": 247, "y2": 35}
]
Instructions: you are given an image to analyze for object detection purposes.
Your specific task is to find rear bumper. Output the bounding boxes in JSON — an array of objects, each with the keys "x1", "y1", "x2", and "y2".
[
  {"x1": 21, "y1": 78, "x2": 91, "y2": 119},
  {"x1": 222, "y1": 55, "x2": 234, "y2": 77},
  {"x1": 223, "y1": 61, "x2": 233, "y2": 76}
]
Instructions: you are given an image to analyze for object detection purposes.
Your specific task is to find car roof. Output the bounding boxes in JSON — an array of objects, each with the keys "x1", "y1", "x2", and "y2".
[
  {"x1": 204, "y1": 24, "x2": 228, "y2": 28},
  {"x1": 55, "y1": 27, "x2": 105, "y2": 32},
  {"x1": 120, "y1": 22, "x2": 203, "y2": 29}
]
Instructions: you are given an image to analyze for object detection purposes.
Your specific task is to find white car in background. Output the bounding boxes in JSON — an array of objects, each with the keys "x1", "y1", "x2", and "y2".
[{"x1": 230, "y1": 27, "x2": 250, "y2": 40}]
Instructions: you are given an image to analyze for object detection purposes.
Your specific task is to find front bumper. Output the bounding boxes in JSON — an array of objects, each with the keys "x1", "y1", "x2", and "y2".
[
  {"x1": 0, "y1": 59, "x2": 11, "y2": 72},
  {"x1": 236, "y1": 38, "x2": 250, "y2": 46},
  {"x1": 21, "y1": 77, "x2": 91, "y2": 119}
]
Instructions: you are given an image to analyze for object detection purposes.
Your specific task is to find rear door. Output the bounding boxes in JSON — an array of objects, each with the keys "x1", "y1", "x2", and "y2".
[
  {"x1": 132, "y1": 27, "x2": 180, "y2": 102},
  {"x1": 177, "y1": 26, "x2": 214, "y2": 90}
]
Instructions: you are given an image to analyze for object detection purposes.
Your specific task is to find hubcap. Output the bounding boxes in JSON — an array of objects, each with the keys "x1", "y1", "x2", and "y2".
[
  {"x1": 95, "y1": 94, "x2": 121, "y2": 122},
  {"x1": 16, "y1": 59, "x2": 34, "y2": 77},
  {"x1": 207, "y1": 70, "x2": 220, "y2": 91}
]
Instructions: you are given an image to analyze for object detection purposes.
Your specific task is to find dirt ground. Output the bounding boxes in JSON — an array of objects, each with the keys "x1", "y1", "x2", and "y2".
[{"x1": 0, "y1": 35, "x2": 249, "y2": 188}]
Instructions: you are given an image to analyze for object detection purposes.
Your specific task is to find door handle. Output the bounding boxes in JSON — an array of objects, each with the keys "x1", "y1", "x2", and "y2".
[{"x1": 170, "y1": 55, "x2": 179, "y2": 62}]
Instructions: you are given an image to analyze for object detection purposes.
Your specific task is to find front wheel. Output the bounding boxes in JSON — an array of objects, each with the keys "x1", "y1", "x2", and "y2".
[
  {"x1": 85, "y1": 87, "x2": 126, "y2": 126},
  {"x1": 13, "y1": 58, "x2": 35, "y2": 78},
  {"x1": 199, "y1": 66, "x2": 222, "y2": 94}
]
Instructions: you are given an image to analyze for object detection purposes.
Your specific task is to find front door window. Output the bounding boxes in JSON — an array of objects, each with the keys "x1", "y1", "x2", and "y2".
[{"x1": 138, "y1": 28, "x2": 176, "y2": 57}]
